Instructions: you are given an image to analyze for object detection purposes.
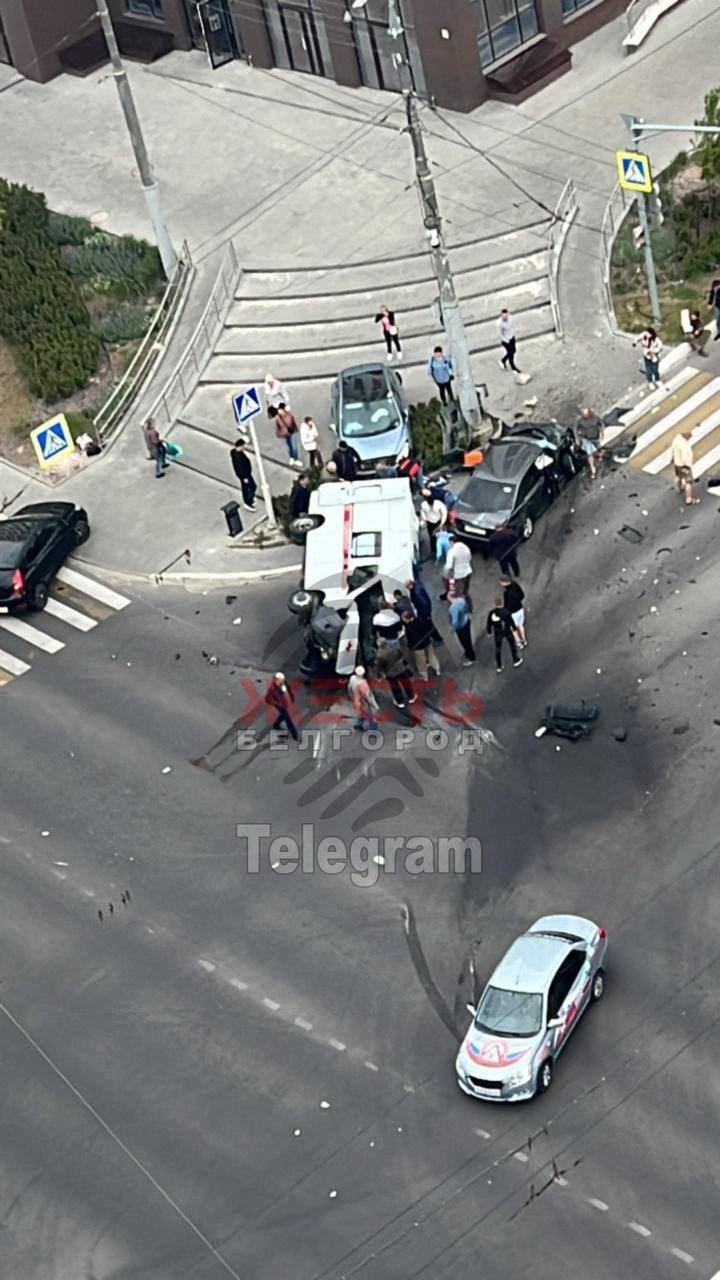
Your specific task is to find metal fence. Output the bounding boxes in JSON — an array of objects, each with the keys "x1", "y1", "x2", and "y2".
[
  {"x1": 600, "y1": 181, "x2": 635, "y2": 334},
  {"x1": 147, "y1": 238, "x2": 241, "y2": 430},
  {"x1": 547, "y1": 178, "x2": 578, "y2": 338},
  {"x1": 92, "y1": 240, "x2": 194, "y2": 441}
]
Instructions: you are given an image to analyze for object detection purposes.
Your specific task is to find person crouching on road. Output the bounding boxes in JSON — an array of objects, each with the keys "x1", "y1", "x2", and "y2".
[
  {"x1": 264, "y1": 672, "x2": 299, "y2": 741},
  {"x1": 374, "y1": 635, "x2": 416, "y2": 709},
  {"x1": 348, "y1": 666, "x2": 378, "y2": 731}
]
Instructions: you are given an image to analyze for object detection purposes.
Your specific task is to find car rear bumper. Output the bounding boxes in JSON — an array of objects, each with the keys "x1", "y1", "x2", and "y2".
[{"x1": 456, "y1": 1073, "x2": 535, "y2": 1103}]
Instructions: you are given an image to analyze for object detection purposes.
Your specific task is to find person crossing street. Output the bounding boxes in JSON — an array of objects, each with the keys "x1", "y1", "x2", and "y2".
[
  {"x1": 348, "y1": 666, "x2": 378, "y2": 731},
  {"x1": 486, "y1": 598, "x2": 523, "y2": 673},
  {"x1": 448, "y1": 591, "x2": 476, "y2": 666},
  {"x1": 264, "y1": 672, "x2": 299, "y2": 740}
]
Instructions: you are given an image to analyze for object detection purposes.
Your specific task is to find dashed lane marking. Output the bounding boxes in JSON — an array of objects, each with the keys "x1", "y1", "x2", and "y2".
[
  {"x1": 669, "y1": 1248, "x2": 694, "y2": 1266},
  {"x1": 475, "y1": 1128, "x2": 491, "y2": 1140},
  {"x1": 364, "y1": 1061, "x2": 379, "y2": 1072},
  {"x1": 229, "y1": 978, "x2": 248, "y2": 991},
  {"x1": 628, "y1": 1222, "x2": 652, "y2": 1237},
  {"x1": 263, "y1": 997, "x2": 281, "y2": 1011},
  {"x1": 587, "y1": 1197, "x2": 609, "y2": 1212},
  {"x1": 198, "y1": 960, "x2": 216, "y2": 973},
  {"x1": 294, "y1": 1016, "x2": 313, "y2": 1031},
  {"x1": 328, "y1": 1038, "x2": 347, "y2": 1052},
  {"x1": 513, "y1": 1151, "x2": 529, "y2": 1163}
]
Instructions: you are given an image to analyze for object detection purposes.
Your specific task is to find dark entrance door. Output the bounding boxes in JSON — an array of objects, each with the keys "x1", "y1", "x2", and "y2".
[
  {"x1": 279, "y1": 4, "x2": 324, "y2": 75},
  {"x1": 186, "y1": 0, "x2": 238, "y2": 66}
]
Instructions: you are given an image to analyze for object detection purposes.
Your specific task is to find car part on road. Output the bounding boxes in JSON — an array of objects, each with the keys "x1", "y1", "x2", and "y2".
[
  {"x1": 540, "y1": 700, "x2": 599, "y2": 740},
  {"x1": 618, "y1": 524, "x2": 644, "y2": 544}
]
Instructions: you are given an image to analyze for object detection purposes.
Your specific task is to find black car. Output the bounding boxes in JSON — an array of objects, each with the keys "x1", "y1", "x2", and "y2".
[
  {"x1": 453, "y1": 425, "x2": 577, "y2": 546},
  {"x1": 0, "y1": 502, "x2": 90, "y2": 611}
]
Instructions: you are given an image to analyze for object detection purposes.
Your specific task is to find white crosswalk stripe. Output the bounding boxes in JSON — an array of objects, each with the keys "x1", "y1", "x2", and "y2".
[
  {"x1": 0, "y1": 616, "x2": 65, "y2": 653},
  {"x1": 644, "y1": 405, "x2": 720, "y2": 474},
  {"x1": 630, "y1": 379, "x2": 720, "y2": 460},
  {"x1": 0, "y1": 567, "x2": 131, "y2": 689},
  {"x1": 44, "y1": 597, "x2": 98, "y2": 631},
  {"x1": 56, "y1": 566, "x2": 131, "y2": 610},
  {"x1": 622, "y1": 365, "x2": 720, "y2": 481},
  {"x1": 0, "y1": 647, "x2": 31, "y2": 677}
]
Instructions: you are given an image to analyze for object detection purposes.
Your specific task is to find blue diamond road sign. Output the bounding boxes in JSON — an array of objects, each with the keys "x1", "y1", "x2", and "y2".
[{"x1": 233, "y1": 386, "x2": 263, "y2": 425}]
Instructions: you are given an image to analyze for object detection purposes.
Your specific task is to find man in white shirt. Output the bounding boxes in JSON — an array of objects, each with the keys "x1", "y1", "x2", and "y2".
[
  {"x1": 497, "y1": 308, "x2": 521, "y2": 374},
  {"x1": 419, "y1": 490, "x2": 447, "y2": 558},
  {"x1": 441, "y1": 534, "x2": 473, "y2": 602},
  {"x1": 300, "y1": 416, "x2": 323, "y2": 469},
  {"x1": 671, "y1": 430, "x2": 699, "y2": 505}
]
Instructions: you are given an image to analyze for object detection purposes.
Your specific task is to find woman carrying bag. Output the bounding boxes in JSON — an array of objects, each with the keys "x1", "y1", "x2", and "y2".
[{"x1": 374, "y1": 305, "x2": 402, "y2": 362}]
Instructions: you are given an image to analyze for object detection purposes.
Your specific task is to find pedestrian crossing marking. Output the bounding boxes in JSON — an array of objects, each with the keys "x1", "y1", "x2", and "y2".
[
  {"x1": 617, "y1": 364, "x2": 720, "y2": 482},
  {"x1": 44, "y1": 597, "x2": 98, "y2": 632},
  {"x1": 0, "y1": 647, "x2": 31, "y2": 679},
  {"x1": 56, "y1": 566, "x2": 131, "y2": 610},
  {"x1": 0, "y1": 616, "x2": 65, "y2": 654},
  {"x1": 0, "y1": 568, "x2": 131, "y2": 691}
]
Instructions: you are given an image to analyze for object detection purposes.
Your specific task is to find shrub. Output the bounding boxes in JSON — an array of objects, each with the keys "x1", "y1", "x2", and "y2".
[
  {"x1": 63, "y1": 410, "x2": 93, "y2": 441},
  {"x1": 47, "y1": 210, "x2": 95, "y2": 247},
  {"x1": 65, "y1": 233, "x2": 163, "y2": 299},
  {"x1": 0, "y1": 182, "x2": 100, "y2": 401},
  {"x1": 93, "y1": 303, "x2": 152, "y2": 344},
  {"x1": 409, "y1": 399, "x2": 444, "y2": 470}
]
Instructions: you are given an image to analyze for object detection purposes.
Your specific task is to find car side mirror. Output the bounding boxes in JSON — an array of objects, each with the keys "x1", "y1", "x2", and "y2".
[
  {"x1": 547, "y1": 1016, "x2": 562, "y2": 1029},
  {"x1": 465, "y1": 1003, "x2": 476, "y2": 1017}
]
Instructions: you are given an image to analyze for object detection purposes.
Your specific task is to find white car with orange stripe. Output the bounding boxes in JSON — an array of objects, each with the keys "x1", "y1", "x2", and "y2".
[{"x1": 456, "y1": 915, "x2": 607, "y2": 1102}]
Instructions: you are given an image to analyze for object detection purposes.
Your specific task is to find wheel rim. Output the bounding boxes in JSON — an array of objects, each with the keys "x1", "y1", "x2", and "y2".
[
  {"x1": 523, "y1": 518, "x2": 532, "y2": 538},
  {"x1": 593, "y1": 973, "x2": 604, "y2": 999},
  {"x1": 541, "y1": 1063, "x2": 551, "y2": 1089}
]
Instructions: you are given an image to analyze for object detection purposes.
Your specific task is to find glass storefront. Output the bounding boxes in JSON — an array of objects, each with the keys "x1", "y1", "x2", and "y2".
[
  {"x1": 262, "y1": 0, "x2": 331, "y2": 76},
  {"x1": 474, "y1": 0, "x2": 539, "y2": 66}
]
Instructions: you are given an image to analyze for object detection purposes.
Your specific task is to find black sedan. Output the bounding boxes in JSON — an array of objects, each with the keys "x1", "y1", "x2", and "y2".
[
  {"x1": 453, "y1": 425, "x2": 578, "y2": 546},
  {"x1": 0, "y1": 502, "x2": 90, "y2": 611}
]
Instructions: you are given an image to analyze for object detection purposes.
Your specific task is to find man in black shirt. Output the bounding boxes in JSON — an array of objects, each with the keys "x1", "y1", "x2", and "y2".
[
  {"x1": 500, "y1": 575, "x2": 526, "y2": 648},
  {"x1": 488, "y1": 524, "x2": 521, "y2": 577},
  {"x1": 401, "y1": 610, "x2": 439, "y2": 681},
  {"x1": 230, "y1": 439, "x2": 257, "y2": 510},
  {"x1": 486, "y1": 597, "x2": 523, "y2": 673},
  {"x1": 575, "y1": 407, "x2": 603, "y2": 480},
  {"x1": 289, "y1": 473, "x2": 311, "y2": 520},
  {"x1": 332, "y1": 441, "x2": 361, "y2": 481}
]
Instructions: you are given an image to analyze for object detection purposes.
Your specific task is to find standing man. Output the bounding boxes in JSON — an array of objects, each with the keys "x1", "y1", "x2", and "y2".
[
  {"x1": 671, "y1": 430, "x2": 700, "y2": 506},
  {"x1": 707, "y1": 279, "x2": 720, "y2": 340},
  {"x1": 289, "y1": 472, "x2": 311, "y2": 520},
  {"x1": 426, "y1": 346, "x2": 455, "y2": 405},
  {"x1": 441, "y1": 534, "x2": 473, "y2": 602},
  {"x1": 401, "y1": 610, "x2": 440, "y2": 681},
  {"x1": 230, "y1": 438, "x2": 257, "y2": 511},
  {"x1": 575, "y1": 407, "x2": 603, "y2": 481},
  {"x1": 145, "y1": 419, "x2": 169, "y2": 479},
  {"x1": 486, "y1": 598, "x2": 523, "y2": 673},
  {"x1": 488, "y1": 523, "x2": 521, "y2": 577},
  {"x1": 406, "y1": 576, "x2": 443, "y2": 646},
  {"x1": 448, "y1": 591, "x2": 476, "y2": 667},
  {"x1": 500, "y1": 575, "x2": 526, "y2": 648},
  {"x1": 420, "y1": 489, "x2": 448, "y2": 560},
  {"x1": 300, "y1": 416, "x2": 323, "y2": 469},
  {"x1": 348, "y1": 666, "x2": 378, "y2": 732},
  {"x1": 497, "y1": 308, "x2": 521, "y2": 374},
  {"x1": 332, "y1": 440, "x2": 361, "y2": 481},
  {"x1": 264, "y1": 672, "x2": 299, "y2": 741}
]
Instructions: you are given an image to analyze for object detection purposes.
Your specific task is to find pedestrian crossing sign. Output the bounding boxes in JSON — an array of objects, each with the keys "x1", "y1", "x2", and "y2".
[
  {"x1": 233, "y1": 386, "x2": 262, "y2": 426},
  {"x1": 616, "y1": 150, "x2": 653, "y2": 193},
  {"x1": 30, "y1": 414, "x2": 76, "y2": 470}
]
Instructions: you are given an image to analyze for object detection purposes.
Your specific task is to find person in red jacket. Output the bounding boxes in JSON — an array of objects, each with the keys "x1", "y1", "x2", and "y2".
[{"x1": 264, "y1": 672, "x2": 299, "y2": 740}]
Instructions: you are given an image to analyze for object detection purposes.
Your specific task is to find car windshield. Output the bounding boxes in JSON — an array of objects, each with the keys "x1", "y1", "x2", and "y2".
[
  {"x1": 341, "y1": 372, "x2": 401, "y2": 438},
  {"x1": 475, "y1": 986, "x2": 543, "y2": 1037},
  {"x1": 0, "y1": 539, "x2": 26, "y2": 568},
  {"x1": 461, "y1": 477, "x2": 515, "y2": 513}
]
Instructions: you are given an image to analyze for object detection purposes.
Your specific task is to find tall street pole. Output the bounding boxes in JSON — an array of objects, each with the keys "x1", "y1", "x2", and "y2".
[
  {"x1": 96, "y1": 0, "x2": 178, "y2": 281},
  {"x1": 625, "y1": 115, "x2": 661, "y2": 326},
  {"x1": 245, "y1": 417, "x2": 277, "y2": 529},
  {"x1": 403, "y1": 91, "x2": 483, "y2": 441}
]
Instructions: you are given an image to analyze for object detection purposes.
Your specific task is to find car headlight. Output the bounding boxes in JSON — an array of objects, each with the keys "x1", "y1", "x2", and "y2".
[{"x1": 506, "y1": 1064, "x2": 534, "y2": 1087}]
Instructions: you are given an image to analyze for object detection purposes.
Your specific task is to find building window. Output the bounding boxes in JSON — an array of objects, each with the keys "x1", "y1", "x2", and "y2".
[
  {"x1": 126, "y1": 0, "x2": 164, "y2": 17},
  {"x1": 560, "y1": 0, "x2": 595, "y2": 12},
  {"x1": 474, "y1": 0, "x2": 539, "y2": 67}
]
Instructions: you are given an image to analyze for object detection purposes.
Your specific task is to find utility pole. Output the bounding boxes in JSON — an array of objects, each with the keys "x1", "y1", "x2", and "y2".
[
  {"x1": 244, "y1": 416, "x2": 277, "y2": 529},
  {"x1": 623, "y1": 113, "x2": 720, "y2": 327},
  {"x1": 96, "y1": 0, "x2": 178, "y2": 281},
  {"x1": 403, "y1": 94, "x2": 483, "y2": 441}
]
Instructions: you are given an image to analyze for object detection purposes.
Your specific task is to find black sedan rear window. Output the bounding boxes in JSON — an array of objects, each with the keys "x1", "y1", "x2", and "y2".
[
  {"x1": 0, "y1": 539, "x2": 26, "y2": 568},
  {"x1": 461, "y1": 477, "x2": 516, "y2": 512}
]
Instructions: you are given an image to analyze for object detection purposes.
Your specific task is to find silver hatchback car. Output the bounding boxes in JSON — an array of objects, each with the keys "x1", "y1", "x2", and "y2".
[{"x1": 456, "y1": 914, "x2": 607, "y2": 1102}]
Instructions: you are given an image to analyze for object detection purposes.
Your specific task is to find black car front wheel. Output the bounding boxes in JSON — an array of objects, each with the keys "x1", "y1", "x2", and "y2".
[
  {"x1": 74, "y1": 519, "x2": 90, "y2": 545},
  {"x1": 29, "y1": 582, "x2": 49, "y2": 612}
]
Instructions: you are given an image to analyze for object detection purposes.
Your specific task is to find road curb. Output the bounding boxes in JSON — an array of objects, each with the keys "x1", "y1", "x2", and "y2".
[{"x1": 72, "y1": 554, "x2": 302, "y2": 588}]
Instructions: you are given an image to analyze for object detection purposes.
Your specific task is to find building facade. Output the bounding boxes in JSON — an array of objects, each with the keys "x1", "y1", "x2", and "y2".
[{"x1": 0, "y1": 0, "x2": 628, "y2": 111}]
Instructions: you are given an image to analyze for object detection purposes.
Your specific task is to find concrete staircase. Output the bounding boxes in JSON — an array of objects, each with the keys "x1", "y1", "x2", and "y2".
[{"x1": 179, "y1": 216, "x2": 557, "y2": 493}]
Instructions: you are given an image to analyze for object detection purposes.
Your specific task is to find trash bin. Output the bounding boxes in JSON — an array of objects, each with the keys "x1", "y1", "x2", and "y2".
[{"x1": 222, "y1": 500, "x2": 243, "y2": 538}]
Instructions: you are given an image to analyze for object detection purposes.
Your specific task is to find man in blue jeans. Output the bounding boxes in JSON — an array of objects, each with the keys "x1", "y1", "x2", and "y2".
[
  {"x1": 426, "y1": 345, "x2": 455, "y2": 406},
  {"x1": 448, "y1": 592, "x2": 476, "y2": 666},
  {"x1": 264, "y1": 672, "x2": 299, "y2": 741}
]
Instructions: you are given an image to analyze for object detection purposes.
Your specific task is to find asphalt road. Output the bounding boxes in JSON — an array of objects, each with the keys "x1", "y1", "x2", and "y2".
[{"x1": 2, "y1": 459, "x2": 720, "y2": 1280}]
